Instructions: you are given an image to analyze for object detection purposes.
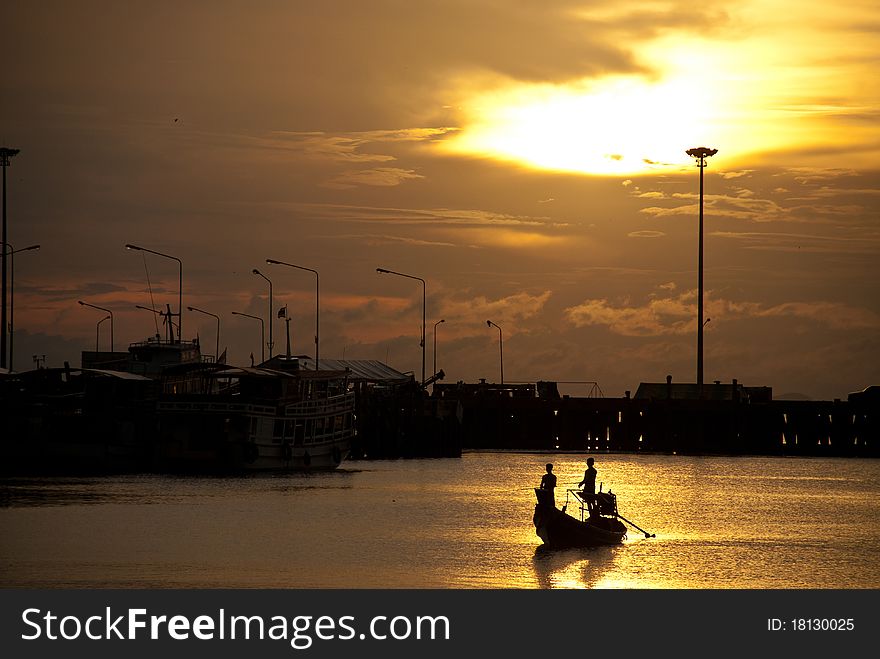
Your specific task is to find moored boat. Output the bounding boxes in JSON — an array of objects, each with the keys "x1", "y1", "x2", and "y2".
[
  {"x1": 155, "y1": 358, "x2": 355, "y2": 472},
  {"x1": 533, "y1": 487, "x2": 640, "y2": 549}
]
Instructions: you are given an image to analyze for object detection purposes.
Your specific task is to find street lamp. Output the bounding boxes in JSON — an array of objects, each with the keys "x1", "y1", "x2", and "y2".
[
  {"x1": 685, "y1": 146, "x2": 718, "y2": 389},
  {"x1": 3, "y1": 242, "x2": 40, "y2": 370},
  {"x1": 377, "y1": 267, "x2": 426, "y2": 384},
  {"x1": 486, "y1": 320, "x2": 503, "y2": 385},
  {"x1": 1, "y1": 146, "x2": 21, "y2": 369},
  {"x1": 125, "y1": 243, "x2": 182, "y2": 344},
  {"x1": 188, "y1": 306, "x2": 220, "y2": 362},
  {"x1": 252, "y1": 269, "x2": 274, "y2": 359},
  {"x1": 95, "y1": 316, "x2": 111, "y2": 352},
  {"x1": 79, "y1": 300, "x2": 114, "y2": 352},
  {"x1": 266, "y1": 259, "x2": 319, "y2": 368},
  {"x1": 232, "y1": 311, "x2": 265, "y2": 364},
  {"x1": 433, "y1": 319, "x2": 445, "y2": 377}
]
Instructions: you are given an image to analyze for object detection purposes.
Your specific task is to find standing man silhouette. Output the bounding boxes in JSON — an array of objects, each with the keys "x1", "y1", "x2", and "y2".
[
  {"x1": 539, "y1": 463, "x2": 557, "y2": 505},
  {"x1": 579, "y1": 457, "x2": 597, "y2": 496}
]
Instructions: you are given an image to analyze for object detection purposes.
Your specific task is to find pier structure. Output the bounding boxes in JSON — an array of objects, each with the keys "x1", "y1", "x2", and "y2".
[{"x1": 431, "y1": 378, "x2": 879, "y2": 457}]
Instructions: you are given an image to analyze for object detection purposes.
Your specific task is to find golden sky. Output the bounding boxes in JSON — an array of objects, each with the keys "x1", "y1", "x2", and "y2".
[{"x1": 3, "y1": 0, "x2": 879, "y2": 397}]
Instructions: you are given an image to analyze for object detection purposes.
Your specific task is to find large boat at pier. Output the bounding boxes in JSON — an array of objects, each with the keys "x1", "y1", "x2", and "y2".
[{"x1": 155, "y1": 358, "x2": 355, "y2": 471}]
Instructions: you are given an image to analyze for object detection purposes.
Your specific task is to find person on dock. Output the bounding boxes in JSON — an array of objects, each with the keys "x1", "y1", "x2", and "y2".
[
  {"x1": 539, "y1": 463, "x2": 557, "y2": 505},
  {"x1": 579, "y1": 457, "x2": 597, "y2": 497}
]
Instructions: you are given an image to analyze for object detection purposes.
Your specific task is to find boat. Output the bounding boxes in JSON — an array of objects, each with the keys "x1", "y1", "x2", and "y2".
[
  {"x1": 533, "y1": 487, "x2": 630, "y2": 548},
  {"x1": 154, "y1": 357, "x2": 355, "y2": 472}
]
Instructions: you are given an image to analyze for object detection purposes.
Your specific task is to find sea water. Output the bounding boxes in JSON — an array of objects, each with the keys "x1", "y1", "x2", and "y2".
[{"x1": 1, "y1": 452, "x2": 878, "y2": 588}]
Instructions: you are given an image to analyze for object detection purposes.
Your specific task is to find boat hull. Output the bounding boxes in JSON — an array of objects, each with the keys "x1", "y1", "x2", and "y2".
[{"x1": 533, "y1": 494, "x2": 627, "y2": 548}]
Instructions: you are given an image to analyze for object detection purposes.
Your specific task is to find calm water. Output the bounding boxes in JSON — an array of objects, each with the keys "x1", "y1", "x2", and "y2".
[{"x1": 1, "y1": 453, "x2": 879, "y2": 588}]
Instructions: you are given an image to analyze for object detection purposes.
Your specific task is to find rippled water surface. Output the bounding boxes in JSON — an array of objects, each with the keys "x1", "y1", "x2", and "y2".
[{"x1": 2, "y1": 453, "x2": 879, "y2": 588}]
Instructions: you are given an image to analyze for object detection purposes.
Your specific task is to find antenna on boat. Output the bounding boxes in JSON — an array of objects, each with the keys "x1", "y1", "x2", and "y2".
[{"x1": 142, "y1": 253, "x2": 161, "y2": 337}]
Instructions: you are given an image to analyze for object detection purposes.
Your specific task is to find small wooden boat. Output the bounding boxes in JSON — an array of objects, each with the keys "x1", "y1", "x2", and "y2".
[{"x1": 533, "y1": 487, "x2": 637, "y2": 549}]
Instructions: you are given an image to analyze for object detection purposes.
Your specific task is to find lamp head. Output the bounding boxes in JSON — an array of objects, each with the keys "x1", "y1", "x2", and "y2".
[
  {"x1": 376, "y1": 268, "x2": 389, "y2": 273},
  {"x1": 266, "y1": 259, "x2": 280, "y2": 265},
  {"x1": 686, "y1": 147, "x2": 718, "y2": 159},
  {"x1": 486, "y1": 320, "x2": 492, "y2": 327},
  {"x1": 78, "y1": 301, "x2": 85, "y2": 306},
  {"x1": 187, "y1": 306, "x2": 195, "y2": 312},
  {"x1": 252, "y1": 268, "x2": 260, "y2": 275}
]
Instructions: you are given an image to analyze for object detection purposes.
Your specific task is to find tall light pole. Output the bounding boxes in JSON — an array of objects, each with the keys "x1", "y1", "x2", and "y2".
[
  {"x1": 433, "y1": 319, "x2": 445, "y2": 377},
  {"x1": 486, "y1": 319, "x2": 503, "y2": 385},
  {"x1": 188, "y1": 306, "x2": 220, "y2": 362},
  {"x1": 377, "y1": 267, "x2": 426, "y2": 384},
  {"x1": 4, "y1": 242, "x2": 40, "y2": 370},
  {"x1": 1, "y1": 147, "x2": 20, "y2": 369},
  {"x1": 252, "y1": 269, "x2": 274, "y2": 359},
  {"x1": 267, "y1": 259, "x2": 319, "y2": 368},
  {"x1": 79, "y1": 300, "x2": 114, "y2": 352},
  {"x1": 96, "y1": 315, "x2": 111, "y2": 352},
  {"x1": 125, "y1": 243, "x2": 182, "y2": 344},
  {"x1": 232, "y1": 311, "x2": 265, "y2": 364},
  {"x1": 685, "y1": 147, "x2": 717, "y2": 389}
]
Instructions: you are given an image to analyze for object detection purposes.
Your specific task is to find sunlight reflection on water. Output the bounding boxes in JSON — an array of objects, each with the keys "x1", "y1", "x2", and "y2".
[{"x1": 1, "y1": 453, "x2": 878, "y2": 588}]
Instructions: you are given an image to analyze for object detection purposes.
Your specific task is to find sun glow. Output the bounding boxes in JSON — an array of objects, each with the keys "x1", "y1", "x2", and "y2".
[
  {"x1": 444, "y1": 71, "x2": 727, "y2": 176},
  {"x1": 441, "y1": 4, "x2": 880, "y2": 177}
]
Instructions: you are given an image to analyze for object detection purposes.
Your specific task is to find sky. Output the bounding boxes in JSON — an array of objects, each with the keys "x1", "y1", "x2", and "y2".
[{"x1": 3, "y1": 0, "x2": 879, "y2": 399}]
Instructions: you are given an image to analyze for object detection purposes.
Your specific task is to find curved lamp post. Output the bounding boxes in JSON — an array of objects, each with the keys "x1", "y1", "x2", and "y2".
[
  {"x1": 4, "y1": 242, "x2": 39, "y2": 370},
  {"x1": 266, "y1": 259, "x2": 319, "y2": 368},
  {"x1": 432, "y1": 318, "x2": 445, "y2": 377},
  {"x1": 125, "y1": 243, "x2": 182, "y2": 344},
  {"x1": 252, "y1": 269, "x2": 274, "y2": 359},
  {"x1": 486, "y1": 319, "x2": 503, "y2": 385},
  {"x1": 95, "y1": 315, "x2": 111, "y2": 352},
  {"x1": 232, "y1": 311, "x2": 265, "y2": 364},
  {"x1": 188, "y1": 306, "x2": 220, "y2": 362},
  {"x1": 685, "y1": 147, "x2": 717, "y2": 388},
  {"x1": 377, "y1": 267, "x2": 425, "y2": 384},
  {"x1": 79, "y1": 300, "x2": 114, "y2": 352}
]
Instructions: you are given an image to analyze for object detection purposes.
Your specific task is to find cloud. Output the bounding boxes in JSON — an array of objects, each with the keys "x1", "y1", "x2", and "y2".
[
  {"x1": 440, "y1": 290, "x2": 553, "y2": 328},
  {"x1": 711, "y1": 231, "x2": 880, "y2": 254},
  {"x1": 264, "y1": 128, "x2": 457, "y2": 164},
  {"x1": 291, "y1": 203, "x2": 568, "y2": 230},
  {"x1": 331, "y1": 234, "x2": 456, "y2": 248},
  {"x1": 785, "y1": 167, "x2": 860, "y2": 185},
  {"x1": 627, "y1": 230, "x2": 665, "y2": 238},
  {"x1": 565, "y1": 292, "x2": 880, "y2": 336},
  {"x1": 324, "y1": 167, "x2": 425, "y2": 189}
]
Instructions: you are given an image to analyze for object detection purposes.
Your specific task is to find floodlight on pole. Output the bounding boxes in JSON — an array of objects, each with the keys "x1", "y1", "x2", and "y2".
[
  {"x1": 1, "y1": 146, "x2": 21, "y2": 369},
  {"x1": 125, "y1": 243, "x2": 183, "y2": 344},
  {"x1": 377, "y1": 267, "x2": 426, "y2": 384},
  {"x1": 685, "y1": 146, "x2": 717, "y2": 389}
]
